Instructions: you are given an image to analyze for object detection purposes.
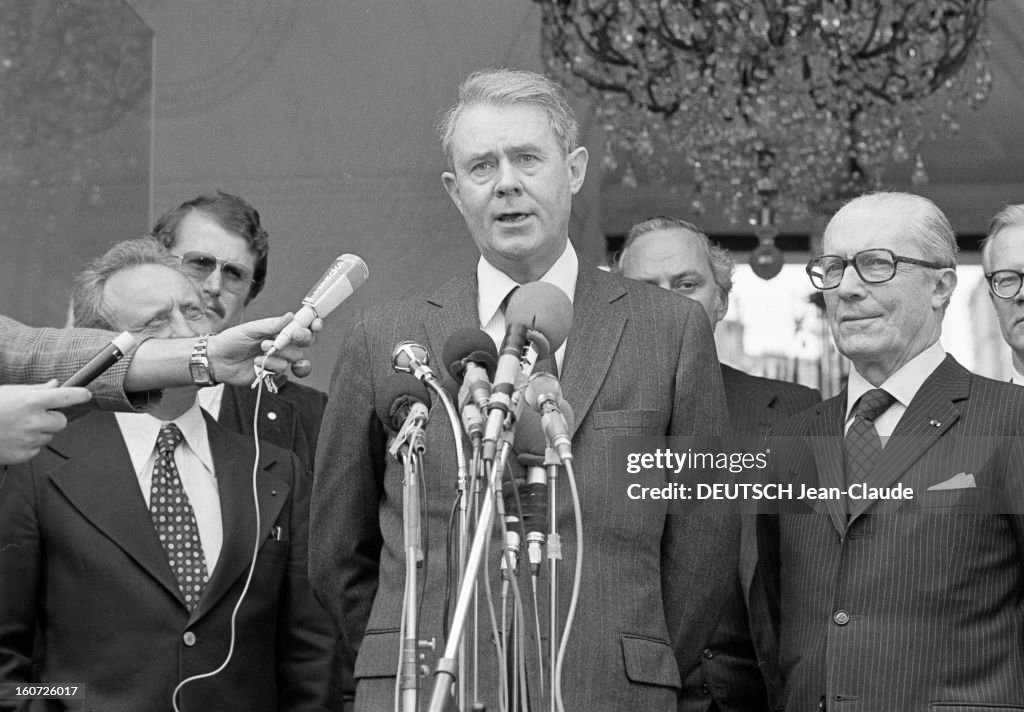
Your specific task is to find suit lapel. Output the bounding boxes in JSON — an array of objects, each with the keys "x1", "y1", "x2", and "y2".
[
  {"x1": 48, "y1": 412, "x2": 183, "y2": 604},
  {"x1": 805, "y1": 395, "x2": 848, "y2": 536},
  {"x1": 423, "y1": 275, "x2": 480, "y2": 375},
  {"x1": 849, "y1": 355, "x2": 965, "y2": 522},
  {"x1": 191, "y1": 414, "x2": 289, "y2": 622},
  {"x1": 561, "y1": 264, "x2": 627, "y2": 437},
  {"x1": 219, "y1": 383, "x2": 296, "y2": 447}
]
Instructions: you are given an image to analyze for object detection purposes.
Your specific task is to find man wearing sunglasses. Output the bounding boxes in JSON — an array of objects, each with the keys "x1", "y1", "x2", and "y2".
[
  {"x1": 980, "y1": 204, "x2": 1024, "y2": 383},
  {"x1": 757, "y1": 192, "x2": 1024, "y2": 710},
  {"x1": 152, "y1": 192, "x2": 328, "y2": 473}
]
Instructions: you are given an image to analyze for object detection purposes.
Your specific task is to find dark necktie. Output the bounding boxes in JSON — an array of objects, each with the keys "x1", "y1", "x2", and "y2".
[
  {"x1": 150, "y1": 423, "x2": 208, "y2": 610},
  {"x1": 844, "y1": 388, "x2": 896, "y2": 492}
]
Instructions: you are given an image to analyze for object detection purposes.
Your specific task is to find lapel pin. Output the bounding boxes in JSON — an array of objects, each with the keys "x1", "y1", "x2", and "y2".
[
  {"x1": 929, "y1": 419, "x2": 941, "y2": 428},
  {"x1": 266, "y1": 411, "x2": 278, "y2": 421}
]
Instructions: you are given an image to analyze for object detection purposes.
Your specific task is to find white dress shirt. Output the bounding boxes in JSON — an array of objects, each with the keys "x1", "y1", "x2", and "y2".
[
  {"x1": 1011, "y1": 364, "x2": 1024, "y2": 386},
  {"x1": 477, "y1": 240, "x2": 577, "y2": 373},
  {"x1": 115, "y1": 401, "x2": 223, "y2": 576},
  {"x1": 845, "y1": 340, "x2": 946, "y2": 439},
  {"x1": 196, "y1": 383, "x2": 225, "y2": 419}
]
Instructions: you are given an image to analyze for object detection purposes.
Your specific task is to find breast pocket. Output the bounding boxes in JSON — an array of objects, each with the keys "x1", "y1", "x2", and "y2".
[{"x1": 592, "y1": 409, "x2": 662, "y2": 431}]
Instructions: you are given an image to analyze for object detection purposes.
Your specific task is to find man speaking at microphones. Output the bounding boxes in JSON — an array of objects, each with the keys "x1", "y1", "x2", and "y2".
[{"x1": 310, "y1": 68, "x2": 731, "y2": 711}]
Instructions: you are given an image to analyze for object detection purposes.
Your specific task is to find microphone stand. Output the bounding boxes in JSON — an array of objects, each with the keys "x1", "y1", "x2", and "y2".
[
  {"x1": 427, "y1": 435, "x2": 515, "y2": 712},
  {"x1": 391, "y1": 417, "x2": 427, "y2": 712},
  {"x1": 415, "y1": 372, "x2": 471, "y2": 712}
]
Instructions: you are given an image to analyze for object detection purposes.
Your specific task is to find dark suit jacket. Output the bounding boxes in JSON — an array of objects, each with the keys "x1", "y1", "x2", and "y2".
[
  {"x1": 309, "y1": 261, "x2": 733, "y2": 711},
  {"x1": 218, "y1": 379, "x2": 328, "y2": 472},
  {"x1": 758, "y1": 356, "x2": 1024, "y2": 711},
  {"x1": 0, "y1": 409, "x2": 339, "y2": 712},
  {"x1": 682, "y1": 366, "x2": 819, "y2": 712}
]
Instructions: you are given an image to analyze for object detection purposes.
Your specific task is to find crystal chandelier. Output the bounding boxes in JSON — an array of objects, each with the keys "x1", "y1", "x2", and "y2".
[{"x1": 535, "y1": 0, "x2": 993, "y2": 226}]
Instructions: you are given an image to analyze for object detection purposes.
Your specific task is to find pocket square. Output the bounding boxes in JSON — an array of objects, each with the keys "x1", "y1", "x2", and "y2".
[{"x1": 926, "y1": 472, "x2": 976, "y2": 491}]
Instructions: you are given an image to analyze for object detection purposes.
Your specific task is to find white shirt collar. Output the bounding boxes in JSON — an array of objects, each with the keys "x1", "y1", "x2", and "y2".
[
  {"x1": 1011, "y1": 363, "x2": 1024, "y2": 386},
  {"x1": 476, "y1": 239, "x2": 578, "y2": 328},
  {"x1": 115, "y1": 400, "x2": 214, "y2": 475},
  {"x1": 846, "y1": 340, "x2": 946, "y2": 421}
]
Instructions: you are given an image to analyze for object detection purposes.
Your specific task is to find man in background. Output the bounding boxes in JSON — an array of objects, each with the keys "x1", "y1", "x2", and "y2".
[
  {"x1": 0, "y1": 237, "x2": 339, "y2": 710},
  {"x1": 617, "y1": 216, "x2": 819, "y2": 711},
  {"x1": 153, "y1": 191, "x2": 327, "y2": 470},
  {"x1": 760, "y1": 192, "x2": 1024, "y2": 710},
  {"x1": 980, "y1": 203, "x2": 1024, "y2": 383}
]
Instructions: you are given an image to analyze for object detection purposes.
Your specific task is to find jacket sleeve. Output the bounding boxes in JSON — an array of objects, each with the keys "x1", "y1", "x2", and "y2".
[
  {"x1": 0, "y1": 315, "x2": 156, "y2": 411},
  {"x1": 0, "y1": 462, "x2": 43, "y2": 703},
  {"x1": 308, "y1": 313, "x2": 387, "y2": 658},
  {"x1": 657, "y1": 299, "x2": 736, "y2": 695}
]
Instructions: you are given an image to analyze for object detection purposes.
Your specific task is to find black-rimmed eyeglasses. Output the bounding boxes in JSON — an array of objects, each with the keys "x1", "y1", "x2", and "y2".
[
  {"x1": 175, "y1": 251, "x2": 255, "y2": 294},
  {"x1": 985, "y1": 270, "x2": 1024, "y2": 300},
  {"x1": 806, "y1": 248, "x2": 949, "y2": 290}
]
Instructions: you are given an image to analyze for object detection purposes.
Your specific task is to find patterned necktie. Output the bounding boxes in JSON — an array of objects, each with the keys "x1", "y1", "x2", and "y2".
[
  {"x1": 150, "y1": 423, "x2": 207, "y2": 610},
  {"x1": 844, "y1": 388, "x2": 896, "y2": 491}
]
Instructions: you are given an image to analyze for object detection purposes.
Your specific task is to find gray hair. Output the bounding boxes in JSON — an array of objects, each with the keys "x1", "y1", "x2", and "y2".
[
  {"x1": 980, "y1": 203, "x2": 1024, "y2": 270},
  {"x1": 72, "y1": 237, "x2": 184, "y2": 330},
  {"x1": 616, "y1": 216, "x2": 735, "y2": 299},
  {"x1": 828, "y1": 192, "x2": 958, "y2": 268},
  {"x1": 438, "y1": 68, "x2": 579, "y2": 171}
]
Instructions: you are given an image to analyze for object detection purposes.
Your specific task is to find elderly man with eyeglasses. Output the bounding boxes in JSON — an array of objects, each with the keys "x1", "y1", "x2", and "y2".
[
  {"x1": 755, "y1": 192, "x2": 1024, "y2": 711},
  {"x1": 980, "y1": 204, "x2": 1024, "y2": 384}
]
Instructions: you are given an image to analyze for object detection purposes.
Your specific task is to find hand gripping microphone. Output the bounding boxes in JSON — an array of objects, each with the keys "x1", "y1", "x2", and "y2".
[
  {"x1": 443, "y1": 328, "x2": 498, "y2": 444},
  {"x1": 482, "y1": 282, "x2": 573, "y2": 460},
  {"x1": 269, "y1": 254, "x2": 369, "y2": 354}
]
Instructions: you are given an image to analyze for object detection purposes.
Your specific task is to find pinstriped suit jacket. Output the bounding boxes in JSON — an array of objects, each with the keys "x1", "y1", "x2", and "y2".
[
  {"x1": 758, "y1": 355, "x2": 1024, "y2": 712},
  {"x1": 309, "y1": 260, "x2": 732, "y2": 711}
]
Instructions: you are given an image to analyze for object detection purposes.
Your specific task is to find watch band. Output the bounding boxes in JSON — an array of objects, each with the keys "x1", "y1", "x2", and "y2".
[{"x1": 189, "y1": 333, "x2": 217, "y2": 387}]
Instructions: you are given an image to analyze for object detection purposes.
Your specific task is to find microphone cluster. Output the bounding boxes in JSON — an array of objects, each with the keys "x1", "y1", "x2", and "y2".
[{"x1": 377, "y1": 281, "x2": 577, "y2": 712}]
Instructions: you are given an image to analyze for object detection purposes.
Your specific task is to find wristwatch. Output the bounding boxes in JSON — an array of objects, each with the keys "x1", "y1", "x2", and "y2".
[{"x1": 189, "y1": 334, "x2": 217, "y2": 387}]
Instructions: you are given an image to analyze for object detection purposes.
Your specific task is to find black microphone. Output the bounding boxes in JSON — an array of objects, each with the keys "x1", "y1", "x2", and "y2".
[
  {"x1": 482, "y1": 282, "x2": 573, "y2": 459},
  {"x1": 62, "y1": 331, "x2": 136, "y2": 387},
  {"x1": 524, "y1": 371, "x2": 573, "y2": 462},
  {"x1": 375, "y1": 373, "x2": 432, "y2": 434},
  {"x1": 270, "y1": 254, "x2": 368, "y2": 354},
  {"x1": 443, "y1": 328, "x2": 498, "y2": 443},
  {"x1": 513, "y1": 406, "x2": 550, "y2": 576}
]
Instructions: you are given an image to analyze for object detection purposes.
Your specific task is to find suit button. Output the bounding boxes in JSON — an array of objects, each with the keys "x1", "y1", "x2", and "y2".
[
  {"x1": 267, "y1": 411, "x2": 278, "y2": 421},
  {"x1": 701, "y1": 684, "x2": 710, "y2": 696},
  {"x1": 703, "y1": 648, "x2": 714, "y2": 659},
  {"x1": 183, "y1": 631, "x2": 197, "y2": 646},
  {"x1": 833, "y1": 610, "x2": 850, "y2": 625}
]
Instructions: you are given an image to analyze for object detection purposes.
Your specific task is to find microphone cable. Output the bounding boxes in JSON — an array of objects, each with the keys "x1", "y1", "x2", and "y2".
[
  {"x1": 172, "y1": 369, "x2": 269, "y2": 712},
  {"x1": 553, "y1": 458, "x2": 583, "y2": 712}
]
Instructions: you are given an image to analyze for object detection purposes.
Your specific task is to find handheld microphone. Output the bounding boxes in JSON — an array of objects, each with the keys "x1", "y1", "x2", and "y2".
[
  {"x1": 482, "y1": 283, "x2": 573, "y2": 459},
  {"x1": 62, "y1": 331, "x2": 136, "y2": 387},
  {"x1": 270, "y1": 254, "x2": 369, "y2": 353},
  {"x1": 525, "y1": 371, "x2": 573, "y2": 462}
]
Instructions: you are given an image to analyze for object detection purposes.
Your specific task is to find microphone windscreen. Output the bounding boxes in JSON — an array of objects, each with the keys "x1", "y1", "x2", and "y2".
[
  {"x1": 375, "y1": 373, "x2": 432, "y2": 431},
  {"x1": 505, "y1": 282, "x2": 573, "y2": 352},
  {"x1": 513, "y1": 406, "x2": 548, "y2": 465},
  {"x1": 442, "y1": 328, "x2": 499, "y2": 381}
]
